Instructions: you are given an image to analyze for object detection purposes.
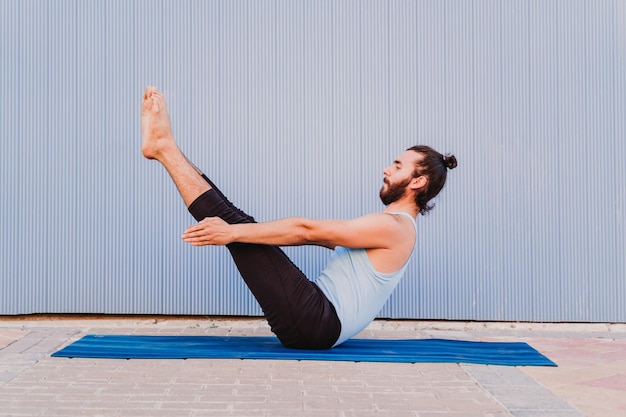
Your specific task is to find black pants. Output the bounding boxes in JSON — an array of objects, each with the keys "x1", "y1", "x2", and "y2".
[{"x1": 187, "y1": 174, "x2": 341, "y2": 349}]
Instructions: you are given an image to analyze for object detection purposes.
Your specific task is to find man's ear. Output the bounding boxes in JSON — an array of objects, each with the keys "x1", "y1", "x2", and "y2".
[{"x1": 410, "y1": 176, "x2": 427, "y2": 190}]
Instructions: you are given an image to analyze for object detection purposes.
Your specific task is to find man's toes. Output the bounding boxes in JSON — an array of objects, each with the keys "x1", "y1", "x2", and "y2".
[
  {"x1": 150, "y1": 98, "x2": 160, "y2": 113},
  {"x1": 152, "y1": 93, "x2": 165, "y2": 111},
  {"x1": 143, "y1": 85, "x2": 156, "y2": 100},
  {"x1": 142, "y1": 96, "x2": 154, "y2": 113}
]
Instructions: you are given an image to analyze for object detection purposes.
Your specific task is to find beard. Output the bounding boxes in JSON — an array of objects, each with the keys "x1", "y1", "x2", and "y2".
[{"x1": 379, "y1": 177, "x2": 411, "y2": 205}]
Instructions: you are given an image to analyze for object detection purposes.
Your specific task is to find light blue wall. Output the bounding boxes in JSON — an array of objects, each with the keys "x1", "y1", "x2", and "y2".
[{"x1": 1, "y1": 0, "x2": 624, "y2": 321}]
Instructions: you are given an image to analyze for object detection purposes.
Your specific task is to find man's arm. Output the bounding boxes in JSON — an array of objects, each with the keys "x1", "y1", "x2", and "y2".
[{"x1": 181, "y1": 213, "x2": 407, "y2": 250}]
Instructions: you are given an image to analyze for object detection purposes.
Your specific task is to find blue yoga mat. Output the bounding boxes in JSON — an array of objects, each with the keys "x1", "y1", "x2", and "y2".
[{"x1": 52, "y1": 335, "x2": 556, "y2": 366}]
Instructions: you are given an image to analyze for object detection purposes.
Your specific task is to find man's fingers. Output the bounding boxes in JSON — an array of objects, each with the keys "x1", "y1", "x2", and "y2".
[
  {"x1": 182, "y1": 225, "x2": 201, "y2": 235},
  {"x1": 182, "y1": 220, "x2": 214, "y2": 242},
  {"x1": 183, "y1": 218, "x2": 212, "y2": 235},
  {"x1": 181, "y1": 217, "x2": 230, "y2": 246},
  {"x1": 182, "y1": 228, "x2": 204, "y2": 242},
  {"x1": 182, "y1": 229, "x2": 205, "y2": 240}
]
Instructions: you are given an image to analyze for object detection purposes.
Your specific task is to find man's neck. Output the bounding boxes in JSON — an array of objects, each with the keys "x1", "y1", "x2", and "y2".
[{"x1": 383, "y1": 200, "x2": 419, "y2": 218}]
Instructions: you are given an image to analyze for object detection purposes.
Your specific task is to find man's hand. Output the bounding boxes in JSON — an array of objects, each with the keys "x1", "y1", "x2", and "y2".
[{"x1": 182, "y1": 217, "x2": 233, "y2": 246}]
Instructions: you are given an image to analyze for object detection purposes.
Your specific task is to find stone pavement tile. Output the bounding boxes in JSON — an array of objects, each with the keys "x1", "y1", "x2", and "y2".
[
  {"x1": 464, "y1": 364, "x2": 583, "y2": 417},
  {"x1": 520, "y1": 337, "x2": 626, "y2": 416},
  {"x1": 582, "y1": 373, "x2": 626, "y2": 390},
  {"x1": 0, "y1": 329, "x2": 29, "y2": 349},
  {"x1": 391, "y1": 412, "x2": 508, "y2": 417},
  {"x1": 47, "y1": 410, "x2": 178, "y2": 417},
  {"x1": 343, "y1": 412, "x2": 417, "y2": 417},
  {"x1": 0, "y1": 407, "x2": 57, "y2": 417},
  {"x1": 609, "y1": 323, "x2": 626, "y2": 333},
  {"x1": 0, "y1": 329, "x2": 78, "y2": 388},
  {"x1": 555, "y1": 387, "x2": 626, "y2": 417}
]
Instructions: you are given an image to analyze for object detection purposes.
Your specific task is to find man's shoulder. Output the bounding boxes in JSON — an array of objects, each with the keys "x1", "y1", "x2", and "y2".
[
  {"x1": 350, "y1": 212, "x2": 414, "y2": 237},
  {"x1": 358, "y1": 211, "x2": 415, "y2": 224}
]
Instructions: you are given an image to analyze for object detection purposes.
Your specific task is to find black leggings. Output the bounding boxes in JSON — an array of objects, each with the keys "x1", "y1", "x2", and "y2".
[{"x1": 187, "y1": 174, "x2": 341, "y2": 349}]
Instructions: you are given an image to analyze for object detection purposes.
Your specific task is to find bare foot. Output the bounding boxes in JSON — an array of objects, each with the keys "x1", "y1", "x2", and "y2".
[{"x1": 141, "y1": 86, "x2": 176, "y2": 160}]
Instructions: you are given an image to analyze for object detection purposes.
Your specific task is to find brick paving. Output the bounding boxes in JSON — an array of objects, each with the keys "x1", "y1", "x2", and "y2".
[{"x1": 0, "y1": 317, "x2": 624, "y2": 417}]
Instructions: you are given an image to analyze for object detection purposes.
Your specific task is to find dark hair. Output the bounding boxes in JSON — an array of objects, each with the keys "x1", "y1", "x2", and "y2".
[{"x1": 407, "y1": 145, "x2": 457, "y2": 215}]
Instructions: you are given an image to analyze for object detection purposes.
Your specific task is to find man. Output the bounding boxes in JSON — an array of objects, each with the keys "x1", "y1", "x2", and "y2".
[{"x1": 141, "y1": 86, "x2": 457, "y2": 349}]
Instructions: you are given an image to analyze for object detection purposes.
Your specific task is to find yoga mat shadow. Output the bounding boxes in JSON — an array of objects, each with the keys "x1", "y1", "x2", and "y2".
[{"x1": 52, "y1": 335, "x2": 556, "y2": 367}]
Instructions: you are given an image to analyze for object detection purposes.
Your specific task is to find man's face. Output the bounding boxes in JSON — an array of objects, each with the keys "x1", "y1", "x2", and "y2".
[{"x1": 379, "y1": 151, "x2": 420, "y2": 205}]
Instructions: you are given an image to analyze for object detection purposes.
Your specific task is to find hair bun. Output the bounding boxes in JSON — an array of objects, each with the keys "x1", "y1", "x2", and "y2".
[{"x1": 443, "y1": 154, "x2": 457, "y2": 170}]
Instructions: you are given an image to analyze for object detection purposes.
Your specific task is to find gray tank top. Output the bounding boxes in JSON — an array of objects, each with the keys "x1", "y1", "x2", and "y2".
[{"x1": 315, "y1": 212, "x2": 416, "y2": 346}]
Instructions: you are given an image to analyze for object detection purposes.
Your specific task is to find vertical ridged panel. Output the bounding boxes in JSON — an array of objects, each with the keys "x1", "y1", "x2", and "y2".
[
  {"x1": 1, "y1": 0, "x2": 624, "y2": 321},
  {"x1": 616, "y1": 0, "x2": 626, "y2": 321}
]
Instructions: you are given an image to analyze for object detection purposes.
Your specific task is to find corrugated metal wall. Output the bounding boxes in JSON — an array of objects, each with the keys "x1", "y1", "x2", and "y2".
[{"x1": 1, "y1": 0, "x2": 624, "y2": 321}]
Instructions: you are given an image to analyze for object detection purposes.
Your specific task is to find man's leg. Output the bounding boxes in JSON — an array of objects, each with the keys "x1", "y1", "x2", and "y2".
[
  {"x1": 141, "y1": 86, "x2": 210, "y2": 207},
  {"x1": 140, "y1": 87, "x2": 341, "y2": 349},
  {"x1": 187, "y1": 188, "x2": 341, "y2": 349}
]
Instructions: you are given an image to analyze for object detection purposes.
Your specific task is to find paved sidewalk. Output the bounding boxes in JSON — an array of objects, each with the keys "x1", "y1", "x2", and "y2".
[{"x1": 1, "y1": 316, "x2": 625, "y2": 417}]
